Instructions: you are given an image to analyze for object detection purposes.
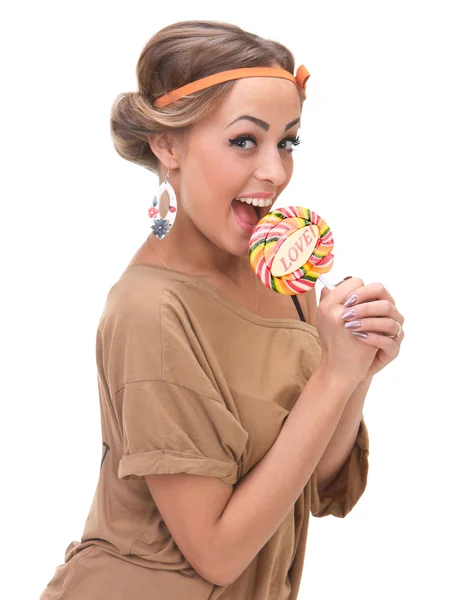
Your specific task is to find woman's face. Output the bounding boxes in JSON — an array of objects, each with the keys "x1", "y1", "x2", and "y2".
[{"x1": 174, "y1": 75, "x2": 303, "y2": 258}]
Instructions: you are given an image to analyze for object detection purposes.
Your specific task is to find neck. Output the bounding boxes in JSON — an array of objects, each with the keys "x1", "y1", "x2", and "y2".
[
  {"x1": 148, "y1": 217, "x2": 252, "y2": 287},
  {"x1": 145, "y1": 232, "x2": 259, "y2": 315}
]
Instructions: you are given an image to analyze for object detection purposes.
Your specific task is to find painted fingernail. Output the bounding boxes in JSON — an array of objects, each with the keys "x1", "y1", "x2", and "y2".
[
  {"x1": 345, "y1": 320, "x2": 362, "y2": 329},
  {"x1": 351, "y1": 331, "x2": 368, "y2": 339},
  {"x1": 337, "y1": 276, "x2": 353, "y2": 286},
  {"x1": 344, "y1": 294, "x2": 358, "y2": 308},
  {"x1": 341, "y1": 308, "x2": 356, "y2": 320}
]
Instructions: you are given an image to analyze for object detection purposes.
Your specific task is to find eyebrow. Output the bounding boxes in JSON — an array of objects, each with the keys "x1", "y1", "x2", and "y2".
[{"x1": 227, "y1": 115, "x2": 301, "y2": 132}]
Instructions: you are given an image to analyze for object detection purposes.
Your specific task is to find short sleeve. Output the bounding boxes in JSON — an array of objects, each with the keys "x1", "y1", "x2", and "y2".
[
  {"x1": 118, "y1": 379, "x2": 249, "y2": 485},
  {"x1": 310, "y1": 416, "x2": 369, "y2": 518}
]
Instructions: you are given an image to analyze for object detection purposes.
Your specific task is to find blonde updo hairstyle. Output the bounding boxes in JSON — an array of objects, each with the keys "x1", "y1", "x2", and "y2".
[{"x1": 110, "y1": 20, "x2": 302, "y2": 176}]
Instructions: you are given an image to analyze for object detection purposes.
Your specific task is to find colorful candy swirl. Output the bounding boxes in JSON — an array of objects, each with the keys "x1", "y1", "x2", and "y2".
[{"x1": 249, "y1": 206, "x2": 334, "y2": 294}]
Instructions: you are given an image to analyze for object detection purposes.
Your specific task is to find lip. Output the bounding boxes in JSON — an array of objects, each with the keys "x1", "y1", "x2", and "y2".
[{"x1": 236, "y1": 192, "x2": 276, "y2": 199}]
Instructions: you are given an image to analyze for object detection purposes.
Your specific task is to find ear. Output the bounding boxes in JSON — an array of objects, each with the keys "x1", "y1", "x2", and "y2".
[{"x1": 147, "y1": 131, "x2": 183, "y2": 176}]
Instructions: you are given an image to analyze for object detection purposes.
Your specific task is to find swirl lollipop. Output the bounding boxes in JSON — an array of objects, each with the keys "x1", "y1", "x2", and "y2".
[{"x1": 249, "y1": 206, "x2": 336, "y2": 294}]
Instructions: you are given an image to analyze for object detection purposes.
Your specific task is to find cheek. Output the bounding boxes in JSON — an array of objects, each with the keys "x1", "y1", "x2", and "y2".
[
  {"x1": 284, "y1": 159, "x2": 294, "y2": 178},
  {"x1": 192, "y1": 144, "x2": 246, "y2": 194},
  {"x1": 181, "y1": 145, "x2": 239, "y2": 208},
  {"x1": 277, "y1": 160, "x2": 294, "y2": 193}
]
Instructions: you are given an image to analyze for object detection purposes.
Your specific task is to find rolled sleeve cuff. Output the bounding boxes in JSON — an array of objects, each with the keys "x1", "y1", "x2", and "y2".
[
  {"x1": 310, "y1": 416, "x2": 369, "y2": 518},
  {"x1": 119, "y1": 448, "x2": 239, "y2": 484}
]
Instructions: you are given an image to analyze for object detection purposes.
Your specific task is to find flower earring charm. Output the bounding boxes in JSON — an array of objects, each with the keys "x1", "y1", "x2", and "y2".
[{"x1": 148, "y1": 165, "x2": 178, "y2": 239}]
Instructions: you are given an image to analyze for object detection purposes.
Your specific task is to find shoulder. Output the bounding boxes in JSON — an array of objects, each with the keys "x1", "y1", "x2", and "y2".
[
  {"x1": 97, "y1": 266, "x2": 199, "y2": 356},
  {"x1": 104, "y1": 265, "x2": 189, "y2": 319},
  {"x1": 97, "y1": 266, "x2": 210, "y2": 392}
]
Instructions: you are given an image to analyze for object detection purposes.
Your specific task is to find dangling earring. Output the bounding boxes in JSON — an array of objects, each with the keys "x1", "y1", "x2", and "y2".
[{"x1": 148, "y1": 163, "x2": 177, "y2": 240}]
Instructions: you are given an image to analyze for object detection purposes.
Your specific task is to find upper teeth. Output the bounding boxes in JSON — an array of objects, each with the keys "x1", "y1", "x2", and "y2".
[{"x1": 235, "y1": 197, "x2": 274, "y2": 207}]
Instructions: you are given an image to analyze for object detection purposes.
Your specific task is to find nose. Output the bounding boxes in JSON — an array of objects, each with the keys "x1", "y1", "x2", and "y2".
[{"x1": 254, "y1": 146, "x2": 288, "y2": 187}]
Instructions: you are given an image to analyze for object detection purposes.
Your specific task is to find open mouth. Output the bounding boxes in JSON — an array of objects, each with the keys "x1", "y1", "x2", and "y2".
[
  {"x1": 252, "y1": 201, "x2": 273, "y2": 221},
  {"x1": 232, "y1": 198, "x2": 273, "y2": 224}
]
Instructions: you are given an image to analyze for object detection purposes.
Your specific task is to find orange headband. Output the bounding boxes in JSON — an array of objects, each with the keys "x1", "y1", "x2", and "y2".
[{"x1": 153, "y1": 64, "x2": 310, "y2": 108}]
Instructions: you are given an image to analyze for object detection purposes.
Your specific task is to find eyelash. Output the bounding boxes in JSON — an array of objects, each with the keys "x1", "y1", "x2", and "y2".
[{"x1": 228, "y1": 134, "x2": 301, "y2": 153}]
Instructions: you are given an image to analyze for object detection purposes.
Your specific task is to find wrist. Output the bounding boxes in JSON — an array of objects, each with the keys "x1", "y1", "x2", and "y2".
[{"x1": 315, "y1": 362, "x2": 361, "y2": 397}]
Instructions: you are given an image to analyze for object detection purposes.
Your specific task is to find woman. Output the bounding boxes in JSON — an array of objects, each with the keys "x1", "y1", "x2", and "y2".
[{"x1": 40, "y1": 20, "x2": 404, "y2": 600}]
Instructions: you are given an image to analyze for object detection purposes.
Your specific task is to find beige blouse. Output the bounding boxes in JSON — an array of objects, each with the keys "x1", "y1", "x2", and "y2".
[{"x1": 40, "y1": 263, "x2": 369, "y2": 600}]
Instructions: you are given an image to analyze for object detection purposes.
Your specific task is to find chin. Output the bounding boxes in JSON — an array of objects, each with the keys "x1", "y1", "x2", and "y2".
[
  {"x1": 212, "y1": 233, "x2": 249, "y2": 260},
  {"x1": 230, "y1": 239, "x2": 252, "y2": 260}
]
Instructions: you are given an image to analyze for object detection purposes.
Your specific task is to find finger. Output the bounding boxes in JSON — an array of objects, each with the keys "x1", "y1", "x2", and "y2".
[
  {"x1": 342, "y1": 282, "x2": 396, "y2": 308},
  {"x1": 319, "y1": 277, "x2": 365, "y2": 305},
  {"x1": 350, "y1": 330, "x2": 403, "y2": 354},
  {"x1": 321, "y1": 275, "x2": 353, "y2": 301},
  {"x1": 340, "y1": 299, "x2": 405, "y2": 326},
  {"x1": 343, "y1": 317, "x2": 404, "y2": 338},
  {"x1": 336, "y1": 276, "x2": 353, "y2": 286}
]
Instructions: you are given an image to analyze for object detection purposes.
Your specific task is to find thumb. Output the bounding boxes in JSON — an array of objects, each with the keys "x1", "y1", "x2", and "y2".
[
  {"x1": 320, "y1": 276, "x2": 353, "y2": 301},
  {"x1": 320, "y1": 285, "x2": 332, "y2": 301}
]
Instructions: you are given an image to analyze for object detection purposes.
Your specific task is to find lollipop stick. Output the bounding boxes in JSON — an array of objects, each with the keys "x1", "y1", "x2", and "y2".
[{"x1": 318, "y1": 275, "x2": 336, "y2": 290}]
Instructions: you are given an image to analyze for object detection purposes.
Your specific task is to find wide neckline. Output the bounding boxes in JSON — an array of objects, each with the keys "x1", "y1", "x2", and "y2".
[{"x1": 123, "y1": 263, "x2": 320, "y2": 338}]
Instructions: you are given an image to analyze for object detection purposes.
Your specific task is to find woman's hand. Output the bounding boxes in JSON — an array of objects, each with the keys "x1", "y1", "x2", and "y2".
[
  {"x1": 337, "y1": 280, "x2": 405, "y2": 379},
  {"x1": 316, "y1": 278, "x2": 379, "y2": 387}
]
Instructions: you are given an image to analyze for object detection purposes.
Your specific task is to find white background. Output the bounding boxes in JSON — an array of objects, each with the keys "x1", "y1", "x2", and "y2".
[{"x1": 2, "y1": 1, "x2": 458, "y2": 598}]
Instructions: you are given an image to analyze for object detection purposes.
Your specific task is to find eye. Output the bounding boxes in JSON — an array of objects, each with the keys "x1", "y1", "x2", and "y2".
[
  {"x1": 281, "y1": 135, "x2": 301, "y2": 152},
  {"x1": 228, "y1": 134, "x2": 257, "y2": 151},
  {"x1": 228, "y1": 134, "x2": 301, "y2": 153}
]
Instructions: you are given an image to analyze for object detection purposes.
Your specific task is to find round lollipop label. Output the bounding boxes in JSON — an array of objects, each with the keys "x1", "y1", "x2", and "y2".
[
  {"x1": 249, "y1": 206, "x2": 335, "y2": 294},
  {"x1": 270, "y1": 225, "x2": 320, "y2": 277}
]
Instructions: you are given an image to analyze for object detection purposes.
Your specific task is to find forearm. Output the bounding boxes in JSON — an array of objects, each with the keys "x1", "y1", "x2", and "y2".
[
  {"x1": 210, "y1": 365, "x2": 359, "y2": 586},
  {"x1": 314, "y1": 376, "x2": 373, "y2": 493}
]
